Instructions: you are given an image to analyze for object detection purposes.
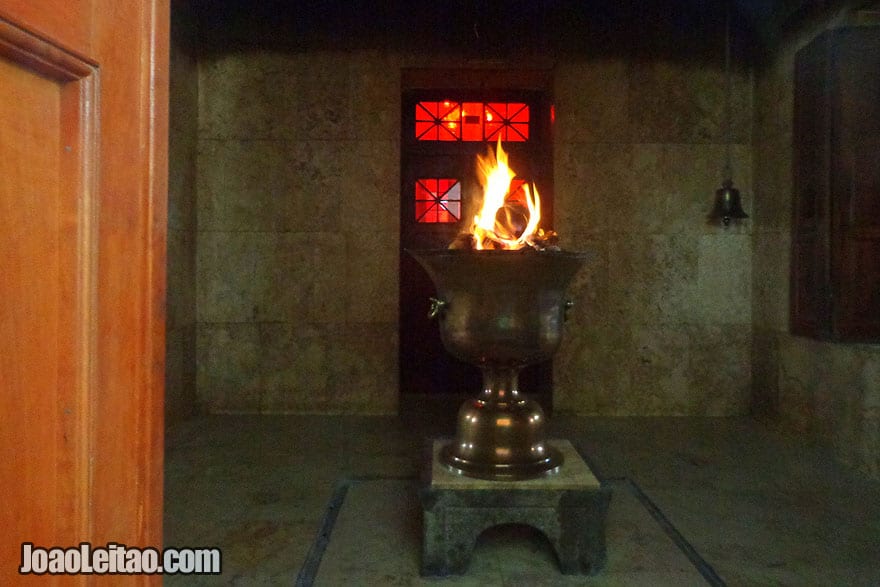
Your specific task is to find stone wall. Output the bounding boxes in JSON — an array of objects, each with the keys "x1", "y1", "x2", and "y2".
[
  {"x1": 165, "y1": 1, "x2": 199, "y2": 424},
  {"x1": 192, "y1": 12, "x2": 754, "y2": 416},
  {"x1": 751, "y1": 5, "x2": 880, "y2": 479},
  {"x1": 195, "y1": 50, "x2": 400, "y2": 414},
  {"x1": 553, "y1": 58, "x2": 753, "y2": 415}
]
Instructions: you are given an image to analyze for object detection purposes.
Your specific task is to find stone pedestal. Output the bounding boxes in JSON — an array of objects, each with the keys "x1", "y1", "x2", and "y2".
[{"x1": 420, "y1": 439, "x2": 611, "y2": 576}]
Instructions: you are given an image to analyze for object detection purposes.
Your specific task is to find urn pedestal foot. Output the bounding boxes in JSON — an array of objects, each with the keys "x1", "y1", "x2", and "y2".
[{"x1": 441, "y1": 367, "x2": 563, "y2": 480}]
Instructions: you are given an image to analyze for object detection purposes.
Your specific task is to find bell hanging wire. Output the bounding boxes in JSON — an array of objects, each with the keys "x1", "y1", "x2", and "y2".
[{"x1": 710, "y1": 2, "x2": 749, "y2": 226}]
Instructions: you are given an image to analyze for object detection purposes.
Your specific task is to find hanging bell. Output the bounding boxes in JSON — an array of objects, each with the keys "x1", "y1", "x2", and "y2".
[{"x1": 710, "y1": 179, "x2": 749, "y2": 226}]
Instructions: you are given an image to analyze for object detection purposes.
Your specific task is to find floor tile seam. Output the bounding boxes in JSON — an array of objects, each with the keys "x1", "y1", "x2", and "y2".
[
  {"x1": 623, "y1": 478, "x2": 727, "y2": 587},
  {"x1": 573, "y1": 443, "x2": 725, "y2": 586},
  {"x1": 295, "y1": 479, "x2": 350, "y2": 587},
  {"x1": 294, "y1": 474, "x2": 419, "y2": 586}
]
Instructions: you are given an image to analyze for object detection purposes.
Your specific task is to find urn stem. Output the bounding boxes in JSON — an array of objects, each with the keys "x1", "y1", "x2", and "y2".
[{"x1": 479, "y1": 367, "x2": 523, "y2": 405}]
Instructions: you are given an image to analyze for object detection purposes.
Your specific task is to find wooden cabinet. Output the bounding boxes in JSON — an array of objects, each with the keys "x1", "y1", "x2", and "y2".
[{"x1": 791, "y1": 27, "x2": 880, "y2": 342}]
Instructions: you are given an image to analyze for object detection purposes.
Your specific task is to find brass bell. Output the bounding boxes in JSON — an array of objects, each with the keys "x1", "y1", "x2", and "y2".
[{"x1": 710, "y1": 179, "x2": 749, "y2": 226}]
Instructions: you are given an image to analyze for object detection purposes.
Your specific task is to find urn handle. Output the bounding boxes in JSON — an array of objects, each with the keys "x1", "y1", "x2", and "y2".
[
  {"x1": 428, "y1": 297, "x2": 448, "y2": 320},
  {"x1": 564, "y1": 300, "x2": 575, "y2": 322}
]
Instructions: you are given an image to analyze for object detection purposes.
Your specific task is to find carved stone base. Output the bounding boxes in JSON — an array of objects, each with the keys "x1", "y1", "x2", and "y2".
[{"x1": 420, "y1": 439, "x2": 612, "y2": 576}]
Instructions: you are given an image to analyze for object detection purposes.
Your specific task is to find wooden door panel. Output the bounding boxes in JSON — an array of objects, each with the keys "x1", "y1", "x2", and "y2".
[
  {"x1": 0, "y1": 19, "x2": 97, "y2": 577},
  {"x1": 793, "y1": 27, "x2": 880, "y2": 342},
  {"x1": 0, "y1": 0, "x2": 91, "y2": 55},
  {"x1": 0, "y1": 2, "x2": 166, "y2": 583}
]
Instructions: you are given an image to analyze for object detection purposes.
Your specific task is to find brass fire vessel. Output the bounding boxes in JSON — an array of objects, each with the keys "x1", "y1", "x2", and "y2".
[{"x1": 409, "y1": 249, "x2": 589, "y2": 481}]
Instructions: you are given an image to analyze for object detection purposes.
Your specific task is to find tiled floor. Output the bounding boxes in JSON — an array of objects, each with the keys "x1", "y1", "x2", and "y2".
[{"x1": 164, "y1": 397, "x2": 880, "y2": 585}]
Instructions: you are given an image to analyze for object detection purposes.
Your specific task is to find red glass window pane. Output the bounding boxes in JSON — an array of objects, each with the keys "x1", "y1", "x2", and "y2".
[
  {"x1": 416, "y1": 101, "x2": 529, "y2": 142},
  {"x1": 507, "y1": 179, "x2": 528, "y2": 206},
  {"x1": 415, "y1": 101, "x2": 460, "y2": 141},
  {"x1": 461, "y1": 101, "x2": 483, "y2": 141},
  {"x1": 415, "y1": 178, "x2": 461, "y2": 223},
  {"x1": 485, "y1": 102, "x2": 529, "y2": 142}
]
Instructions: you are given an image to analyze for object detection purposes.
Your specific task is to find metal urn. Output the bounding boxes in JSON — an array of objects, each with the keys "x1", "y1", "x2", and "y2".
[{"x1": 409, "y1": 248, "x2": 589, "y2": 480}]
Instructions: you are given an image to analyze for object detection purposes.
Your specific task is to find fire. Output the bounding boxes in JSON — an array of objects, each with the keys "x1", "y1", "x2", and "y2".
[{"x1": 470, "y1": 139, "x2": 542, "y2": 250}]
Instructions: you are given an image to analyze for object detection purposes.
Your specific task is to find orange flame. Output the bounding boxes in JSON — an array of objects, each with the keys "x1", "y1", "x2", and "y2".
[{"x1": 471, "y1": 139, "x2": 541, "y2": 250}]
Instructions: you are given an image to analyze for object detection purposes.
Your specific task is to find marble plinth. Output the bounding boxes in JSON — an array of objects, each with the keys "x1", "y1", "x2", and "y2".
[{"x1": 420, "y1": 439, "x2": 612, "y2": 576}]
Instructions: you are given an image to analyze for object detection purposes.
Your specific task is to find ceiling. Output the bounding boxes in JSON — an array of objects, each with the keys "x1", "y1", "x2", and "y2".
[{"x1": 190, "y1": 0, "x2": 871, "y2": 60}]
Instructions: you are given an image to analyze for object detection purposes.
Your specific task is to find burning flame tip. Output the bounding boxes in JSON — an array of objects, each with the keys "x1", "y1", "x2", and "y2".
[{"x1": 469, "y1": 139, "x2": 543, "y2": 251}]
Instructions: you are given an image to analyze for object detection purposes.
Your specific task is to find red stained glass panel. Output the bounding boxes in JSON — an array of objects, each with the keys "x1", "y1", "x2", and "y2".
[
  {"x1": 415, "y1": 101, "x2": 529, "y2": 142},
  {"x1": 507, "y1": 179, "x2": 528, "y2": 205},
  {"x1": 415, "y1": 101, "x2": 460, "y2": 141},
  {"x1": 484, "y1": 102, "x2": 529, "y2": 142},
  {"x1": 415, "y1": 178, "x2": 461, "y2": 223}
]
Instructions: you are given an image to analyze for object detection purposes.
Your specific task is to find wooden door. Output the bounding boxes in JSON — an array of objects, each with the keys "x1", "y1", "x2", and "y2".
[
  {"x1": 830, "y1": 28, "x2": 880, "y2": 340},
  {"x1": 0, "y1": 2, "x2": 167, "y2": 584},
  {"x1": 791, "y1": 28, "x2": 880, "y2": 342},
  {"x1": 398, "y1": 86, "x2": 555, "y2": 404},
  {"x1": 791, "y1": 33, "x2": 830, "y2": 337}
]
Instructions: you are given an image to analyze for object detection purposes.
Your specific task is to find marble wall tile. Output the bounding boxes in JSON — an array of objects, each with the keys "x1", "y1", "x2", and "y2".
[
  {"x1": 554, "y1": 321, "x2": 634, "y2": 414},
  {"x1": 557, "y1": 322, "x2": 751, "y2": 415},
  {"x1": 295, "y1": 233, "x2": 349, "y2": 324},
  {"x1": 558, "y1": 141, "x2": 752, "y2": 238},
  {"x1": 195, "y1": 50, "x2": 406, "y2": 415},
  {"x1": 337, "y1": 140, "x2": 400, "y2": 235},
  {"x1": 167, "y1": 4, "x2": 199, "y2": 424},
  {"x1": 165, "y1": 325, "x2": 197, "y2": 420},
  {"x1": 327, "y1": 323, "x2": 398, "y2": 414},
  {"x1": 345, "y1": 231, "x2": 398, "y2": 324},
  {"x1": 751, "y1": 231, "x2": 790, "y2": 331},
  {"x1": 168, "y1": 128, "x2": 197, "y2": 232},
  {"x1": 628, "y1": 143, "x2": 752, "y2": 236},
  {"x1": 555, "y1": 143, "x2": 634, "y2": 235},
  {"x1": 629, "y1": 58, "x2": 752, "y2": 145},
  {"x1": 614, "y1": 144, "x2": 667, "y2": 234},
  {"x1": 199, "y1": 52, "x2": 301, "y2": 140},
  {"x1": 553, "y1": 59, "x2": 631, "y2": 144},
  {"x1": 294, "y1": 53, "x2": 354, "y2": 141},
  {"x1": 169, "y1": 16, "x2": 198, "y2": 137},
  {"x1": 861, "y1": 408, "x2": 880, "y2": 478},
  {"x1": 197, "y1": 230, "x2": 348, "y2": 325},
  {"x1": 197, "y1": 231, "x2": 264, "y2": 323},
  {"x1": 752, "y1": 135, "x2": 793, "y2": 233},
  {"x1": 254, "y1": 233, "x2": 301, "y2": 324},
  {"x1": 606, "y1": 234, "x2": 700, "y2": 325},
  {"x1": 259, "y1": 323, "x2": 333, "y2": 413},
  {"x1": 166, "y1": 228, "x2": 196, "y2": 330},
  {"x1": 753, "y1": 53, "x2": 794, "y2": 143},
  {"x1": 695, "y1": 233, "x2": 752, "y2": 325},
  {"x1": 197, "y1": 321, "x2": 395, "y2": 414},
  {"x1": 776, "y1": 335, "x2": 821, "y2": 430},
  {"x1": 286, "y1": 141, "x2": 347, "y2": 233},
  {"x1": 197, "y1": 323, "x2": 262, "y2": 413},
  {"x1": 775, "y1": 335, "x2": 880, "y2": 479},
  {"x1": 629, "y1": 323, "x2": 750, "y2": 415},
  {"x1": 248, "y1": 232, "x2": 301, "y2": 324},
  {"x1": 750, "y1": 328, "x2": 781, "y2": 414},
  {"x1": 349, "y1": 52, "x2": 401, "y2": 139},
  {"x1": 559, "y1": 233, "x2": 610, "y2": 331},
  {"x1": 197, "y1": 139, "x2": 296, "y2": 232},
  {"x1": 197, "y1": 139, "x2": 359, "y2": 233}
]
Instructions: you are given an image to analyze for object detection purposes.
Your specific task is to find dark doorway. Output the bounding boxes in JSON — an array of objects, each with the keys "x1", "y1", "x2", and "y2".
[{"x1": 398, "y1": 75, "x2": 554, "y2": 406}]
